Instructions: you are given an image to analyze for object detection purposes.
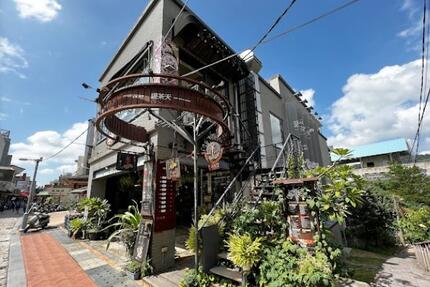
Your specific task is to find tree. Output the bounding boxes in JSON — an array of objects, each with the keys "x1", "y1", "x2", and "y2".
[
  {"x1": 376, "y1": 163, "x2": 430, "y2": 209},
  {"x1": 345, "y1": 188, "x2": 396, "y2": 248}
]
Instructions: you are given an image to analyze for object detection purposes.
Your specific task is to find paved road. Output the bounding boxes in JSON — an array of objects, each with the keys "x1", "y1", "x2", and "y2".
[
  {"x1": 0, "y1": 210, "x2": 20, "y2": 287},
  {"x1": 372, "y1": 247, "x2": 430, "y2": 287}
]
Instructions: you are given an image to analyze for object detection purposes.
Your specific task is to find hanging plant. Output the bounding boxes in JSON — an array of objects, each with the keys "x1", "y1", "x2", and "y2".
[{"x1": 118, "y1": 175, "x2": 135, "y2": 192}]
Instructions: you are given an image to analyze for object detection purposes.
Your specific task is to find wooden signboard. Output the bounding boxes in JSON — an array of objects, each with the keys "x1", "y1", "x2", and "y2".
[{"x1": 133, "y1": 220, "x2": 152, "y2": 263}]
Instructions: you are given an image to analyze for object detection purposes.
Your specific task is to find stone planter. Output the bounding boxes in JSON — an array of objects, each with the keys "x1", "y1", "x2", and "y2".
[
  {"x1": 126, "y1": 270, "x2": 141, "y2": 280},
  {"x1": 200, "y1": 224, "x2": 220, "y2": 273},
  {"x1": 87, "y1": 231, "x2": 99, "y2": 241}
]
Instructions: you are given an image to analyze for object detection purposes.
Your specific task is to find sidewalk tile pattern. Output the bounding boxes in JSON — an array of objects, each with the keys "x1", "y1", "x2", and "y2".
[
  {"x1": 21, "y1": 233, "x2": 97, "y2": 287},
  {"x1": 48, "y1": 229, "x2": 141, "y2": 287}
]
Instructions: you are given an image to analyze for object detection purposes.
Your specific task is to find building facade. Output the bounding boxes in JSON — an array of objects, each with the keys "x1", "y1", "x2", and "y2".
[
  {"x1": 0, "y1": 130, "x2": 25, "y2": 198},
  {"x1": 86, "y1": 0, "x2": 330, "y2": 272},
  {"x1": 333, "y1": 138, "x2": 430, "y2": 179}
]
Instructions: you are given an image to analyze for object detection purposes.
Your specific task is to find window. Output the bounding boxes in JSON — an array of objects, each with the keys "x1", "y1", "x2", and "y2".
[
  {"x1": 366, "y1": 162, "x2": 375, "y2": 168},
  {"x1": 270, "y1": 113, "x2": 283, "y2": 147}
]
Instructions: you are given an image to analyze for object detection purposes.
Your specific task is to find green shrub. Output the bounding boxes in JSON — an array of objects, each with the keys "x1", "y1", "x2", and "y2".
[
  {"x1": 258, "y1": 239, "x2": 335, "y2": 287},
  {"x1": 70, "y1": 218, "x2": 88, "y2": 238},
  {"x1": 398, "y1": 208, "x2": 430, "y2": 243},
  {"x1": 185, "y1": 225, "x2": 198, "y2": 253},
  {"x1": 226, "y1": 233, "x2": 262, "y2": 271},
  {"x1": 141, "y1": 259, "x2": 153, "y2": 277},
  {"x1": 179, "y1": 268, "x2": 214, "y2": 287},
  {"x1": 231, "y1": 201, "x2": 287, "y2": 241},
  {"x1": 185, "y1": 209, "x2": 225, "y2": 253},
  {"x1": 126, "y1": 260, "x2": 141, "y2": 273}
]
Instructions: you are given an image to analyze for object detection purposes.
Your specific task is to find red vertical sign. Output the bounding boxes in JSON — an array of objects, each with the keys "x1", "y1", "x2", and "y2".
[{"x1": 154, "y1": 161, "x2": 176, "y2": 232}]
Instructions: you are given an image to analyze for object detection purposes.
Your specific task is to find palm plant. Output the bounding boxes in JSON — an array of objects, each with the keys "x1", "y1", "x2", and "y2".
[{"x1": 105, "y1": 200, "x2": 141, "y2": 257}]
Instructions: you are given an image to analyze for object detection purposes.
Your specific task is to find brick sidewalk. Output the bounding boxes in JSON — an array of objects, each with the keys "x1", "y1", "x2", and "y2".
[{"x1": 21, "y1": 233, "x2": 96, "y2": 287}]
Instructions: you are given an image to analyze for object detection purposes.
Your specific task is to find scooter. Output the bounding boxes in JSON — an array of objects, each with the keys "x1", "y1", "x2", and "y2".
[{"x1": 23, "y1": 204, "x2": 50, "y2": 233}]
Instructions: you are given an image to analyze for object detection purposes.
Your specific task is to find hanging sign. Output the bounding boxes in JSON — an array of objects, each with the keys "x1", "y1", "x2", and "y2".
[
  {"x1": 204, "y1": 141, "x2": 223, "y2": 171},
  {"x1": 116, "y1": 152, "x2": 137, "y2": 171},
  {"x1": 166, "y1": 158, "x2": 181, "y2": 181},
  {"x1": 141, "y1": 161, "x2": 154, "y2": 217}
]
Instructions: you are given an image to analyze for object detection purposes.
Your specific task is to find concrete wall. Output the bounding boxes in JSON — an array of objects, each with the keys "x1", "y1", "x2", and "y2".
[
  {"x1": 319, "y1": 133, "x2": 331, "y2": 166},
  {"x1": 0, "y1": 134, "x2": 11, "y2": 166},
  {"x1": 270, "y1": 75, "x2": 323, "y2": 167},
  {"x1": 99, "y1": 0, "x2": 164, "y2": 85},
  {"x1": 257, "y1": 74, "x2": 328, "y2": 168},
  {"x1": 258, "y1": 78, "x2": 285, "y2": 168},
  {"x1": 352, "y1": 161, "x2": 430, "y2": 179}
]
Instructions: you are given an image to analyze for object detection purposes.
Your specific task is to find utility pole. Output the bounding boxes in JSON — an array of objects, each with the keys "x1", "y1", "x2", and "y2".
[
  {"x1": 393, "y1": 195, "x2": 405, "y2": 245},
  {"x1": 193, "y1": 114, "x2": 199, "y2": 271},
  {"x1": 20, "y1": 157, "x2": 43, "y2": 230}
]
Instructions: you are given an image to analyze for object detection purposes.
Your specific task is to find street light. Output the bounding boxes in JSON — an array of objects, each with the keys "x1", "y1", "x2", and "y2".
[{"x1": 19, "y1": 157, "x2": 43, "y2": 231}]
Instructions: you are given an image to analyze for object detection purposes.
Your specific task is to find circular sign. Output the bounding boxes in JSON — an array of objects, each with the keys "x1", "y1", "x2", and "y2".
[{"x1": 204, "y1": 141, "x2": 223, "y2": 171}]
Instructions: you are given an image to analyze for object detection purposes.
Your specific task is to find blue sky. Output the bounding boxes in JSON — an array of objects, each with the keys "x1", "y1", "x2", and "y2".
[{"x1": 0, "y1": 0, "x2": 428, "y2": 185}]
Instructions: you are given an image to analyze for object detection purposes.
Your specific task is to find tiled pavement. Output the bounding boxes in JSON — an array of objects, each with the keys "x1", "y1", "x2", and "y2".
[
  {"x1": 48, "y1": 229, "x2": 141, "y2": 287},
  {"x1": 0, "y1": 211, "x2": 20, "y2": 287},
  {"x1": 8, "y1": 228, "x2": 142, "y2": 287},
  {"x1": 21, "y1": 233, "x2": 96, "y2": 287}
]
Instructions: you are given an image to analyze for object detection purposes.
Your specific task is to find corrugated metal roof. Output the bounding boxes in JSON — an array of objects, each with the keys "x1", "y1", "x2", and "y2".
[{"x1": 331, "y1": 138, "x2": 410, "y2": 161}]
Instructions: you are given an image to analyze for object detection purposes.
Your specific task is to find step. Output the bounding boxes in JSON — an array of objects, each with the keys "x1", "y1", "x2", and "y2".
[
  {"x1": 254, "y1": 185, "x2": 274, "y2": 189},
  {"x1": 210, "y1": 266, "x2": 242, "y2": 283},
  {"x1": 217, "y1": 252, "x2": 228, "y2": 260},
  {"x1": 252, "y1": 191, "x2": 273, "y2": 197}
]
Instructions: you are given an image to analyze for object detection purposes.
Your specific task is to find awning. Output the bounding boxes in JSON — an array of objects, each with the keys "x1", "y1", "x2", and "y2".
[
  {"x1": 36, "y1": 191, "x2": 50, "y2": 196},
  {"x1": 174, "y1": 14, "x2": 249, "y2": 81},
  {"x1": 19, "y1": 191, "x2": 29, "y2": 197},
  {"x1": 71, "y1": 186, "x2": 87, "y2": 194}
]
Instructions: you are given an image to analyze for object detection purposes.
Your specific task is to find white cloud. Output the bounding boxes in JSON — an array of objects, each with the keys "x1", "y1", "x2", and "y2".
[
  {"x1": 398, "y1": 19, "x2": 421, "y2": 38},
  {"x1": 398, "y1": 0, "x2": 425, "y2": 51},
  {"x1": 14, "y1": 0, "x2": 61, "y2": 22},
  {"x1": 56, "y1": 164, "x2": 77, "y2": 174},
  {"x1": 0, "y1": 96, "x2": 31, "y2": 106},
  {"x1": 10, "y1": 121, "x2": 88, "y2": 184},
  {"x1": 401, "y1": 0, "x2": 418, "y2": 16},
  {"x1": 327, "y1": 59, "x2": 430, "y2": 152},
  {"x1": 39, "y1": 168, "x2": 55, "y2": 175},
  {"x1": 0, "y1": 37, "x2": 28, "y2": 79},
  {"x1": 0, "y1": 113, "x2": 7, "y2": 120},
  {"x1": 300, "y1": 89, "x2": 315, "y2": 108}
]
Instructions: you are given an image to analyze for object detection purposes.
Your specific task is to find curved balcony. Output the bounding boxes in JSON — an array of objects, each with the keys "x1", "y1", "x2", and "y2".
[{"x1": 95, "y1": 73, "x2": 231, "y2": 146}]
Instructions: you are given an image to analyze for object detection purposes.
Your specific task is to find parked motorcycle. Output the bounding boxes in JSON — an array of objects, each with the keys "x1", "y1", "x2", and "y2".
[{"x1": 23, "y1": 204, "x2": 50, "y2": 233}]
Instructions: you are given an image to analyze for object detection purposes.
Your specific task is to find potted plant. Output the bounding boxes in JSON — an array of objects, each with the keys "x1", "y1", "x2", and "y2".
[
  {"x1": 105, "y1": 200, "x2": 141, "y2": 257},
  {"x1": 86, "y1": 222, "x2": 100, "y2": 240},
  {"x1": 226, "y1": 233, "x2": 262, "y2": 286},
  {"x1": 125, "y1": 260, "x2": 141, "y2": 280},
  {"x1": 140, "y1": 259, "x2": 153, "y2": 277},
  {"x1": 70, "y1": 218, "x2": 87, "y2": 240},
  {"x1": 76, "y1": 198, "x2": 111, "y2": 240},
  {"x1": 185, "y1": 210, "x2": 225, "y2": 272}
]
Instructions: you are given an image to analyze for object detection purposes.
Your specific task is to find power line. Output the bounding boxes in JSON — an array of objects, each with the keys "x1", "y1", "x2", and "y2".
[
  {"x1": 184, "y1": 0, "x2": 362, "y2": 77},
  {"x1": 45, "y1": 127, "x2": 89, "y2": 161},
  {"x1": 261, "y1": 0, "x2": 362, "y2": 45},
  {"x1": 184, "y1": 0, "x2": 299, "y2": 77},
  {"x1": 412, "y1": 0, "x2": 429, "y2": 160},
  {"x1": 249, "y1": 0, "x2": 297, "y2": 53}
]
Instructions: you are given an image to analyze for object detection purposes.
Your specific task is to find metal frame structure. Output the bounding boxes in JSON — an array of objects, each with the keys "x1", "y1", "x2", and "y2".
[{"x1": 95, "y1": 72, "x2": 232, "y2": 270}]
